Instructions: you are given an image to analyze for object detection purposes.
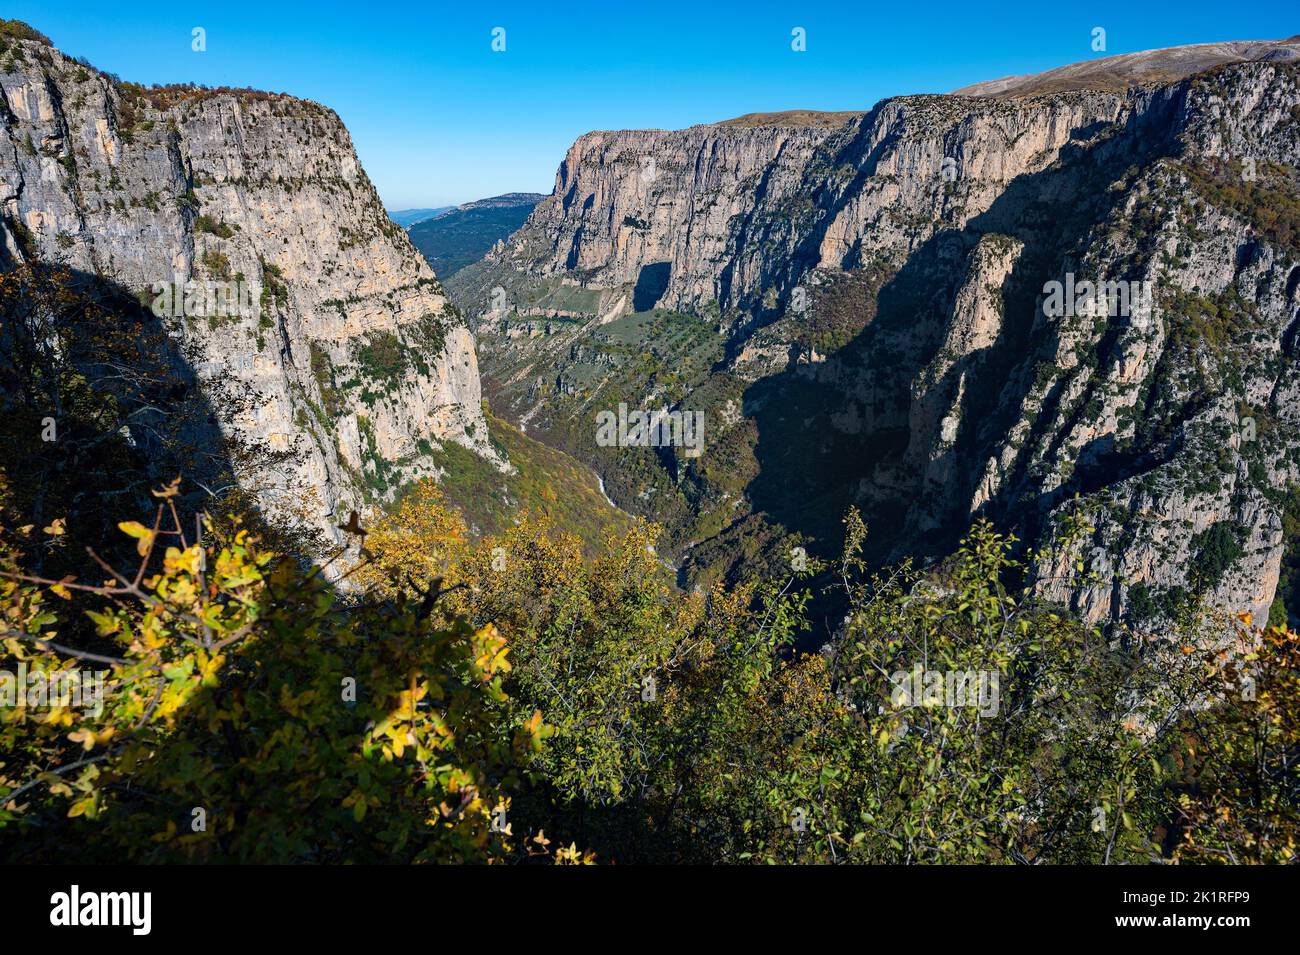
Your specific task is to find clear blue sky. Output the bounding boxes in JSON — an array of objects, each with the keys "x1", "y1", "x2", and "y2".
[{"x1": 10, "y1": 1, "x2": 1296, "y2": 208}]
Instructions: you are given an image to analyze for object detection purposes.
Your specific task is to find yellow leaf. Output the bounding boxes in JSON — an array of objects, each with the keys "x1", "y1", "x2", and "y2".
[
  {"x1": 151, "y1": 478, "x2": 182, "y2": 499},
  {"x1": 68, "y1": 726, "x2": 115, "y2": 751},
  {"x1": 117, "y1": 521, "x2": 153, "y2": 557}
]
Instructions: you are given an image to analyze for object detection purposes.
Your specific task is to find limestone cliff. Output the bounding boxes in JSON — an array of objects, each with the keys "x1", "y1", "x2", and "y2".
[
  {"x1": 0, "y1": 34, "x2": 494, "y2": 548},
  {"x1": 454, "y1": 48, "x2": 1300, "y2": 633}
]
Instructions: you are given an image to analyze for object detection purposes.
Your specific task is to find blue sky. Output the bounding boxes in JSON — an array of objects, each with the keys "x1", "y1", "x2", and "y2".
[{"x1": 10, "y1": 1, "x2": 1297, "y2": 208}]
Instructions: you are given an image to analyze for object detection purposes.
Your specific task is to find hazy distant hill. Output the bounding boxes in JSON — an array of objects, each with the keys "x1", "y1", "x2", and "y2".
[
  {"x1": 408, "y1": 193, "x2": 544, "y2": 279},
  {"x1": 387, "y1": 206, "x2": 454, "y2": 227}
]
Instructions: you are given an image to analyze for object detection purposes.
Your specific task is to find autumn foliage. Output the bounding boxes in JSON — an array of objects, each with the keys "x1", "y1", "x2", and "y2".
[{"x1": 1, "y1": 472, "x2": 1296, "y2": 863}]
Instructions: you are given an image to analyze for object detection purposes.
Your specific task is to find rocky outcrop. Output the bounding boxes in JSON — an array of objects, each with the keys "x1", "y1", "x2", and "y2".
[
  {"x1": 0, "y1": 35, "x2": 495, "y2": 548},
  {"x1": 489, "y1": 122, "x2": 840, "y2": 313},
  {"x1": 459, "y1": 52, "x2": 1300, "y2": 632}
]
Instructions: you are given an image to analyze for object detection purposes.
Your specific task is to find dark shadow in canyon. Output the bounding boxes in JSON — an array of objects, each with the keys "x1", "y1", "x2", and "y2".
[
  {"x1": 738, "y1": 89, "x2": 1190, "y2": 630},
  {"x1": 0, "y1": 256, "x2": 240, "y2": 577},
  {"x1": 0, "y1": 251, "x2": 480, "y2": 862},
  {"x1": 633, "y1": 261, "x2": 672, "y2": 311}
]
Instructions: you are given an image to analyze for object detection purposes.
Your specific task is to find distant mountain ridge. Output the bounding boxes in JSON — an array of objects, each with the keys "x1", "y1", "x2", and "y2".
[
  {"x1": 714, "y1": 110, "x2": 866, "y2": 128},
  {"x1": 387, "y1": 206, "x2": 454, "y2": 227},
  {"x1": 408, "y1": 193, "x2": 544, "y2": 280},
  {"x1": 954, "y1": 37, "x2": 1300, "y2": 98},
  {"x1": 458, "y1": 192, "x2": 546, "y2": 211}
]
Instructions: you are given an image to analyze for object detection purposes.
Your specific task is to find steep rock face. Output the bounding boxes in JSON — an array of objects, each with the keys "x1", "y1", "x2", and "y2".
[
  {"x1": 1019, "y1": 65, "x2": 1300, "y2": 629},
  {"x1": 502, "y1": 123, "x2": 838, "y2": 313},
  {"x1": 464, "y1": 92, "x2": 1130, "y2": 319},
  {"x1": 0, "y1": 37, "x2": 494, "y2": 547},
  {"x1": 456, "y1": 58, "x2": 1300, "y2": 632}
]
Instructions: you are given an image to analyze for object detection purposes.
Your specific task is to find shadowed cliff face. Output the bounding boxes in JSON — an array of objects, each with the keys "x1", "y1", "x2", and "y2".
[
  {"x1": 455, "y1": 60, "x2": 1300, "y2": 634},
  {"x1": 0, "y1": 35, "x2": 496, "y2": 550},
  {"x1": 0, "y1": 262, "x2": 234, "y2": 569}
]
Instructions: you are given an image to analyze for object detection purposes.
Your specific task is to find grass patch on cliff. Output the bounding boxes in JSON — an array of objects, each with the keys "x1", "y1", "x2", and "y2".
[
  {"x1": 343, "y1": 318, "x2": 449, "y2": 405},
  {"x1": 1190, "y1": 520, "x2": 1247, "y2": 590},
  {"x1": 1182, "y1": 158, "x2": 1300, "y2": 253},
  {"x1": 790, "y1": 263, "x2": 893, "y2": 355}
]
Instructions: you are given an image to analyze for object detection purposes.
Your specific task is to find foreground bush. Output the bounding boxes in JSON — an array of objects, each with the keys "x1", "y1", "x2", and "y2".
[
  {"x1": 2, "y1": 475, "x2": 1295, "y2": 863},
  {"x1": 0, "y1": 479, "x2": 576, "y2": 863}
]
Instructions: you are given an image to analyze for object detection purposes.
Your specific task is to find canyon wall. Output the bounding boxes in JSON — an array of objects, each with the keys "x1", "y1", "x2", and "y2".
[
  {"x1": 456, "y1": 57, "x2": 1300, "y2": 631},
  {"x1": 0, "y1": 35, "x2": 495, "y2": 547}
]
